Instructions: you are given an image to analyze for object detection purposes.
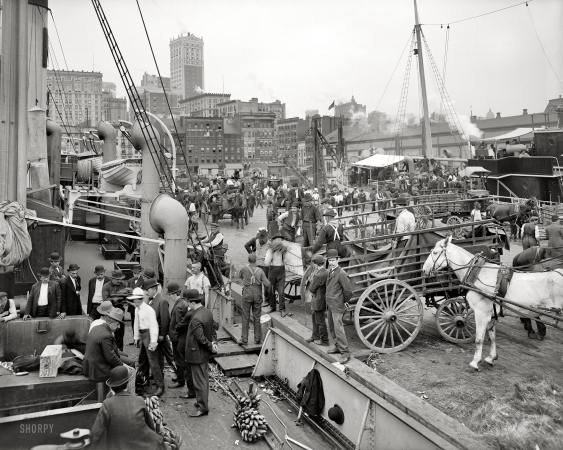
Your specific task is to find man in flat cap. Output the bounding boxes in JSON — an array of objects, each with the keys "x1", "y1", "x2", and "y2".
[
  {"x1": 306, "y1": 254, "x2": 329, "y2": 346},
  {"x1": 103, "y1": 270, "x2": 128, "y2": 350},
  {"x1": 277, "y1": 202, "x2": 301, "y2": 242},
  {"x1": 392, "y1": 196, "x2": 415, "y2": 250},
  {"x1": 310, "y1": 209, "x2": 347, "y2": 258}
]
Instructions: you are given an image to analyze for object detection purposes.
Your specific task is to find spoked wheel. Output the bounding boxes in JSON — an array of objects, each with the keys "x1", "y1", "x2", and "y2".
[
  {"x1": 446, "y1": 216, "x2": 465, "y2": 239},
  {"x1": 354, "y1": 279, "x2": 423, "y2": 353},
  {"x1": 415, "y1": 205, "x2": 433, "y2": 230},
  {"x1": 436, "y1": 297, "x2": 475, "y2": 343}
]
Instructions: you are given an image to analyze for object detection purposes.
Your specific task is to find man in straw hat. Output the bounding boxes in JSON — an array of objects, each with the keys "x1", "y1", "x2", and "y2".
[
  {"x1": 90, "y1": 366, "x2": 165, "y2": 450},
  {"x1": 48, "y1": 252, "x2": 64, "y2": 283},
  {"x1": 128, "y1": 287, "x2": 164, "y2": 396},
  {"x1": 23, "y1": 267, "x2": 62, "y2": 319},
  {"x1": 60, "y1": 263, "x2": 82, "y2": 317},
  {"x1": 83, "y1": 307, "x2": 125, "y2": 398},
  {"x1": 89, "y1": 300, "x2": 114, "y2": 332},
  {"x1": 87, "y1": 265, "x2": 110, "y2": 320}
]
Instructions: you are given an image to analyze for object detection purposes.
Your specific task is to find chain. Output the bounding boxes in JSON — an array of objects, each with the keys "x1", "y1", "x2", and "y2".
[
  {"x1": 368, "y1": 401, "x2": 376, "y2": 448},
  {"x1": 271, "y1": 333, "x2": 277, "y2": 374}
]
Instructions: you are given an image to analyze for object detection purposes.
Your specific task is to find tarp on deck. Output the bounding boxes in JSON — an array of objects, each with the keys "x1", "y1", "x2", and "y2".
[
  {"x1": 481, "y1": 128, "x2": 534, "y2": 142},
  {"x1": 351, "y1": 154, "x2": 404, "y2": 168},
  {"x1": 458, "y1": 166, "x2": 490, "y2": 178}
]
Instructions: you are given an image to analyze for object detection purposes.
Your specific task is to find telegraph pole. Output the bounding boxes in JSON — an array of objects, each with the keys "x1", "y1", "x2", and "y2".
[{"x1": 312, "y1": 117, "x2": 319, "y2": 186}]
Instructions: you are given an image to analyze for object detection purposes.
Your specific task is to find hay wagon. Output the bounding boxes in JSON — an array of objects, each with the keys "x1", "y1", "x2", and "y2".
[{"x1": 301, "y1": 217, "x2": 507, "y2": 353}]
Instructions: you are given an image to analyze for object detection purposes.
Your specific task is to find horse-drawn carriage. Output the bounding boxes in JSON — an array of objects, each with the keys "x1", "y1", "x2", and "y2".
[
  {"x1": 208, "y1": 189, "x2": 249, "y2": 228},
  {"x1": 300, "y1": 218, "x2": 509, "y2": 354}
]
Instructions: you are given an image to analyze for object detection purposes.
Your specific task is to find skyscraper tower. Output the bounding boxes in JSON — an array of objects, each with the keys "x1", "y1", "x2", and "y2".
[{"x1": 170, "y1": 33, "x2": 204, "y2": 100}]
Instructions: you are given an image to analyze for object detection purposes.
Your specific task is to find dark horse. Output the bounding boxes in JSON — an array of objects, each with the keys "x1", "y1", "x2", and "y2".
[
  {"x1": 228, "y1": 191, "x2": 246, "y2": 230},
  {"x1": 487, "y1": 197, "x2": 537, "y2": 240}
]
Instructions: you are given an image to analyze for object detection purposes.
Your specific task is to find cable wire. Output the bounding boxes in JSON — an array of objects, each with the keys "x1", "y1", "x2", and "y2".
[
  {"x1": 526, "y1": 2, "x2": 563, "y2": 89},
  {"x1": 422, "y1": 0, "x2": 534, "y2": 26}
]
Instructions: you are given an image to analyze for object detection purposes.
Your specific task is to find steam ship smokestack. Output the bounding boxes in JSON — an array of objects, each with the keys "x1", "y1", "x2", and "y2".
[
  {"x1": 149, "y1": 194, "x2": 188, "y2": 289},
  {"x1": 131, "y1": 120, "x2": 161, "y2": 274},
  {"x1": 46, "y1": 118, "x2": 62, "y2": 187}
]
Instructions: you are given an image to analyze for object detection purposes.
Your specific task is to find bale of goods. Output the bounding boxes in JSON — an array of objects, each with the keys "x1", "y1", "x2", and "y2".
[
  {"x1": 39, "y1": 344, "x2": 62, "y2": 377},
  {"x1": 231, "y1": 382, "x2": 269, "y2": 443}
]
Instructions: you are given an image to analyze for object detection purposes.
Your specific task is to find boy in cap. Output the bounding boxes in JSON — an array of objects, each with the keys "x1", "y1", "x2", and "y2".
[
  {"x1": 239, "y1": 254, "x2": 270, "y2": 345},
  {"x1": 87, "y1": 265, "x2": 110, "y2": 320},
  {"x1": 60, "y1": 263, "x2": 82, "y2": 318},
  {"x1": 48, "y1": 252, "x2": 64, "y2": 283},
  {"x1": 306, "y1": 254, "x2": 329, "y2": 346},
  {"x1": 277, "y1": 202, "x2": 301, "y2": 242}
]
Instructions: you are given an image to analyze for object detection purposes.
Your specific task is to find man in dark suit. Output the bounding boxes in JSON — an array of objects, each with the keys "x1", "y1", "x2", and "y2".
[
  {"x1": 545, "y1": 215, "x2": 563, "y2": 258},
  {"x1": 48, "y1": 252, "x2": 64, "y2": 283},
  {"x1": 23, "y1": 267, "x2": 62, "y2": 319},
  {"x1": 185, "y1": 291, "x2": 217, "y2": 417},
  {"x1": 60, "y1": 263, "x2": 82, "y2": 317},
  {"x1": 103, "y1": 270, "x2": 128, "y2": 350},
  {"x1": 87, "y1": 265, "x2": 111, "y2": 320},
  {"x1": 82, "y1": 308, "x2": 124, "y2": 398},
  {"x1": 127, "y1": 264, "x2": 144, "y2": 342},
  {"x1": 167, "y1": 283, "x2": 189, "y2": 390},
  {"x1": 90, "y1": 366, "x2": 164, "y2": 450}
]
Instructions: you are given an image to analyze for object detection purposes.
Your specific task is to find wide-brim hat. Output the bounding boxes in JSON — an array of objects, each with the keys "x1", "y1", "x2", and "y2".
[
  {"x1": 49, "y1": 252, "x2": 61, "y2": 261},
  {"x1": 96, "y1": 301, "x2": 113, "y2": 316},
  {"x1": 67, "y1": 263, "x2": 80, "y2": 272},
  {"x1": 144, "y1": 278, "x2": 159, "y2": 290},
  {"x1": 111, "y1": 270, "x2": 125, "y2": 280},
  {"x1": 323, "y1": 209, "x2": 337, "y2": 217},
  {"x1": 38, "y1": 267, "x2": 50, "y2": 277},
  {"x1": 321, "y1": 197, "x2": 331, "y2": 204},
  {"x1": 131, "y1": 264, "x2": 142, "y2": 273},
  {"x1": 127, "y1": 287, "x2": 146, "y2": 300},
  {"x1": 94, "y1": 265, "x2": 105, "y2": 274},
  {"x1": 257, "y1": 229, "x2": 269, "y2": 238},
  {"x1": 394, "y1": 197, "x2": 409, "y2": 206},
  {"x1": 210, "y1": 222, "x2": 220, "y2": 229},
  {"x1": 106, "y1": 365, "x2": 135, "y2": 387},
  {"x1": 328, "y1": 404, "x2": 345, "y2": 425},
  {"x1": 142, "y1": 268, "x2": 156, "y2": 279},
  {"x1": 270, "y1": 234, "x2": 287, "y2": 241},
  {"x1": 106, "y1": 308, "x2": 124, "y2": 323}
]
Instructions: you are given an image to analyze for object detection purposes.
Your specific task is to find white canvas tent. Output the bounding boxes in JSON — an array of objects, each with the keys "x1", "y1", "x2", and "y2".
[
  {"x1": 351, "y1": 154, "x2": 404, "y2": 168},
  {"x1": 481, "y1": 128, "x2": 534, "y2": 142}
]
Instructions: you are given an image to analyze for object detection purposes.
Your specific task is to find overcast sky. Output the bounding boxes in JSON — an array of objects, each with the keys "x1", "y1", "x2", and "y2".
[{"x1": 48, "y1": 0, "x2": 562, "y2": 122}]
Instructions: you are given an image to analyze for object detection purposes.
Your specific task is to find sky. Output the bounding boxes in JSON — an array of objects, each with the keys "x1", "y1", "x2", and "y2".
[{"x1": 47, "y1": 0, "x2": 563, "y2": 122}]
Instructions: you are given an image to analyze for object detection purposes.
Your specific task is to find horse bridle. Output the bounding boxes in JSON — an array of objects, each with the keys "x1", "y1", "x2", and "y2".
[{"x1": 427, "y1": 243, "x2": 449, "y2": 276}]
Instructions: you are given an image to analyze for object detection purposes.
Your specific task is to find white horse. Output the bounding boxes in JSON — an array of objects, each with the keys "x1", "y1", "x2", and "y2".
[{"x1": 422, "y1": 236, "x2": 563, "y2": 370}]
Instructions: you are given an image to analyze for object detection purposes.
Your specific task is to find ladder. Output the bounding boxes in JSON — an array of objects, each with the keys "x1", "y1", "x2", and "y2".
[{"x1": 91, "y1": 0, "x2": 175, "y2": 194}]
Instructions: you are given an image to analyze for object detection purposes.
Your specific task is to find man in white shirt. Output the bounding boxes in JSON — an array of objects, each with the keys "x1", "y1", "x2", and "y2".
[
  {"x1": 23, "y1": 267, "x2": 62, "y2": 319},
  {"x1": 0, "y1": 292, "x2": 18, "y2": 323},
  {"x1": 185, "y1": 262, "x2": 211, "y2": 308},
  {"x1": 128, "y1": 287, "x2": 163, "y2": 396},
  {"x1": 393, "y1": 196, "x2": 416, "y2": 250},
  {"x1": 87, "y1": 265, "x2": 110, "y2": 320}
]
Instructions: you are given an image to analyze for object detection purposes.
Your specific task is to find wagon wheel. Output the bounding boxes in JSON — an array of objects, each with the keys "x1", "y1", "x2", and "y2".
[
  {"x1": 354, "y1": 279, "x2": 423, "y2": 353},
  {"x1": 415, "y1": 205, "x2": 433, "y2": 230},
  {"x1": 245, "y1": 209, "x2": 249, "y2": 225},
  {"x1": 435, "y1": 297, "x2": 475, "y2": 344},
  {"x1": 446, "y1": 216, "x2": 465, "y2": 239}
]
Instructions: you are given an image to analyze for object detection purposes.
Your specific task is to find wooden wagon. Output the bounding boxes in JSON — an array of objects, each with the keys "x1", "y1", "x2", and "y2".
[{"x1": 301, "y1": 218, "x2": 507, "y2": 354}]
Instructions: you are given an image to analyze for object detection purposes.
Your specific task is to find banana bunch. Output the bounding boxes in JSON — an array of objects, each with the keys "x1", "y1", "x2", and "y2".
[
  {"x1": 231, "y1": 383, "x2": 268, "y2": 443},
  {"x1": 144, "y1": 396, "x2": 164, "y2": 432},
  {"x1": 160, "y1": 428, "x2": 183, "y2": 450}
]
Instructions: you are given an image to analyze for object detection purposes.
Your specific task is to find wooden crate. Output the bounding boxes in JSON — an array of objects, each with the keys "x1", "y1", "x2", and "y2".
[{"x1": 39, "y1": 345, "x2": 62, "y2": 378}]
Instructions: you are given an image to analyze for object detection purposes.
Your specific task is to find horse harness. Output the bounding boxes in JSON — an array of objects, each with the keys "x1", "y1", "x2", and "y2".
[{"x1": 462, "y1": 253, "x2": 514, "y2": 321}]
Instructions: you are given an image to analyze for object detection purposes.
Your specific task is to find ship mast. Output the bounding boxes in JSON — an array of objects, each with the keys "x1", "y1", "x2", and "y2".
[{"x1": 414, "y1": 0, "x2": 433, "y2": 158}]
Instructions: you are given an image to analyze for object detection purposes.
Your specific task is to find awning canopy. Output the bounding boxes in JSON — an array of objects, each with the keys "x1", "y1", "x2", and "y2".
[
  {"x1": 225, "y1": 163, "x2": 243, "y2": 169},
  {"x1": 481, "y1": 128, "x2": 534, "y2": 142},
  {"x1": 351, "y1": 154, "x2": 404, "y2": 168},
  {"x1": 199, "y1": 163, "x2": 219, "y2": 169},
  {"x1": 458, "y1": 166, "x2": 490, "y2": 178}
]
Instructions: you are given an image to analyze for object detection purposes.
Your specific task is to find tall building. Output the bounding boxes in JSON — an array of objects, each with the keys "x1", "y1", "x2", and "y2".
[
  {"x1": 334, "y1": 96, "x2": 367, "y2": 120},
  {"x1": 47, "y1": 70, "x2": 103, "y2": 127},
  {"x1": 139, "y1": 72, "x2": 172, "y2": 93},
  {"x1": 275, "y1": 117, "x2": 309, "y2": 163},
  {"x1": 179, "y1": 93, "x2": 231, "y2": 117},
  {"x1": 102, "y1": 82, "x2": 117, "y2": 97},
  {"x1": 217, "y1": 98, "x2": 285, "y2": 120},
  {"x1": 241, "y1": 113, "x2": 276, "y2": 163},
  {"x1": 169, "y1": 33, "x2": 204, "y2": 100},
  {"x1": 102, "y1": 89, "x2": 128, "y2": 125}
]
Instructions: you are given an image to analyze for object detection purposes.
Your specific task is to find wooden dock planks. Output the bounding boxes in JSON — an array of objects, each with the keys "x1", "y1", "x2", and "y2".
[
  {"x1": 223, "y1": 324, "x2": 263, "y2": 353},
  {"x1": 214, "y1": 354, "x2": 258, "y2": 377}
]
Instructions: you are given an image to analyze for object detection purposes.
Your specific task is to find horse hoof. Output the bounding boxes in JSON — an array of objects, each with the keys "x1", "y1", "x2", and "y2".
[
  {"x1": 469, "y1": 361, "x2": 480, "y2": 371},
  {"x1": 484, "y1": 356, "x2": 495, "y2": 366},
  {"x1": 528, "y1": 331, "x2": 538, "y2": 340},
  {"x1": 537, "y1": 334, "x2": 545, "y2": 341}
]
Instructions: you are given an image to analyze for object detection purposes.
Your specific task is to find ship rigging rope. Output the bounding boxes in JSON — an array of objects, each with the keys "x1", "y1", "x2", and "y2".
[
  {"x1": 349, "y1": 31, "x2": 414, "y2": 153},
  {"x1": 421, "y1": 0, "x2": 534, "y2": 26},
  {"x1": 526, "y1": 3, "x2": 563, "y2": 89}
]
